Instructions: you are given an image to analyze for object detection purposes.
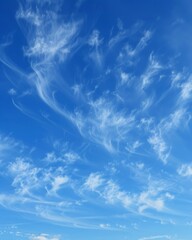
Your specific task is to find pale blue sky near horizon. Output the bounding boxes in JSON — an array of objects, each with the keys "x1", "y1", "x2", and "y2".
[{"x1": 1, "y1": 0, "x2": 192, "y2": 240}]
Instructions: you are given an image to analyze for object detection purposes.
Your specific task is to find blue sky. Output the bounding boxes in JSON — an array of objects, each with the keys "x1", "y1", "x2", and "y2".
[{"x1": 1, "y1": 0, "x2": 192, "y2": 239}]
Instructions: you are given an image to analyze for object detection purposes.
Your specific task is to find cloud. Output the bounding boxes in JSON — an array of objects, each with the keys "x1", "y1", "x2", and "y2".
[
  {"x1": 44, "y1": 150, "x2": 80, "y2": 164},
  {"x1": 75, "y1": 96, "x2": 135, "y2": 152},
  {"x1": 117, "y1": 30, "x2": 152, "y2": 66},
  {"x1": 8, "y1": 158, "x2": 40, "y2": 195},
  {"x1": 126, "y1": 140, "x2": 142, "y2": 154},
  {"x1": 83, "y1": 173, "x2": 133, "y2": 208},
  {"x1": 148, "y1": 131, "x2": 170, "y2": 164},
  {"x1": 141, "y1": 53, "x2": 162, "y2": 89},
  {"x1": 137, "y1": 178, "x2": 169, "y2": 213},
  {"x1": 8, "y1": 88, "x2": 17, "y2": 96},
  {"x1": 0, "y1": 135, "x2": 16, "y2": 155},
  {"x1": 102, "y1": 180, "x2": 133, "y2": 208},
  {"x1": 8, "y1": 156, "x2": 71, "y2": 197},
  {"x1": 49, "y1": 176, "x2": 69, "y2": 195},
  {"x1": 135, "y1": 30, "x2": 152, "y2": 53},
  {"x1": 161, "y1": 108, "x2": 186, "y2": 130},
  {"x1": 13, "y1": 0, "x2": 82, "y2": 124},
  {"x1": 83, "y1": 173, "x2": 170, "y2": 214},
  {"x1": 177, "y1": 163, "x2": 192, "y2": 177},
  {"x1": 180, "y1": 75, "x2": 192, "y2": 100},
  {"x1": 141, "y1": 96, "x2": 154, "y2": 111},
  {"x1": 147, "y1": 106, "x2": 188, "y2": 164},
  {"x1": 139, "y1": 235, "x2": 172, "y2": 240},
  {"x1": 17, "y1": 4, "x2": 80, "y2": 62},
  {"x1": 30, "y1": 233, "x2": 60, "y2": 240},
  {"x1": 108, "y1": 29, "x2": 129, "y2": 49},
  {"x1": 0, "y1": 134, "x2": 25, "y2": 162},
  {"x1": 1, "y1": 1, "x2": 191, "y2": 233},
  {"x1": 88, "y1": 30, "x2": 102, "y2": 47},
  {"x1": 99, "y1": 223, "x2": 111, "y2": 229},
  {"x1": 84, "y1": 173, "x2": 104, "y2": 191},
  {"x1": 138, "y1": 191, "x2": 164, "y2": 213},
  {"x1": 88, "y1": 29, "x2": 103, "y2": 66},
  {"x1": 119, "y1": 71, "x2": 130, "y2": 85}
]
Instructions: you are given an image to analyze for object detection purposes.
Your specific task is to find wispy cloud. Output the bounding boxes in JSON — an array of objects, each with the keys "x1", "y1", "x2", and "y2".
[
  {"x1": 117, "y1": 30, "x2": 152, "y2": 66},
  {"x1": 88, "y1": 29, "x2": 103, "y2": 66},
  {"x1": 148, "y1": 131, "x2": 170, "y2": 164},
  {"x1": 139, "y1": 235, "x2": 172, "y2": 240},
  {"x1": 138, "y1": 188, "x2": 164, "y2": 213},
  {"x1": 75, "y1": 96, "x2": 135, "y2": 152},
  {"x1": 29, "y1": 233, "x2": 61, "y2": 240},
  {"x1": 141, "y1": 53, "x2": 162, "y2": 89},
  {"x1": 1, "y1": 1, "x2": 192, "y2": 236},
  {"x1": 84, "y1": 173, "x2": 104, "y2": 191},
  {"x1": 0, "y1": 134, "x2": 25, "y2": 163},
  {"x1": 177, "y1": 163, "x2": 192, "y2": 177},
  {"x1": 180, "y1": 75, "x2": 192, "y2": 101},
  {"x1": 13, "y1": 1, "x2": 82, "y2": 124},
  {"x1": 17, "y1": 3, "x2": 80, "y2": 62},
  {"x1": 8, "y1": 156, "x2": 71, "y2": 197},
  {"x1": 83, "y1": 172, "x2": 171, "y2": 214}
]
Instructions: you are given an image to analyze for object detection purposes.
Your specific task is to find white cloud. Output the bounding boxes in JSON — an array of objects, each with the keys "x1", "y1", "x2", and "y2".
[
  {"x1": 139, "y1": 235, "x2": 172, "y2": 240},
  {"x1": 171, "y1": 71, "x2": 183, "y2": 87},
  {"x1": 180, "y1": 75, "x2": 192, "y2": 100},
  {"x1": 64, "y1": 152, "x2": 80, "y2": 164},
  {"x1": 138, "y1": 191, "x2": 164, "y2": 213},
  {"x1": 126, "y1": 30, "x2": 152, "y2": 58},
  {"x1": 117, "y1": 30, "x2": 152, "y2": 65},
  {"x1": 14, "y1": 1, "x2": 81, "y2": 125},
  {"x1": 44, "y1": 151, "x2": 79, "y2": 164},
  {"x1": 75, "y1": 97, "x2": 135, "y2": 152},
  {"x1": 44, "y1": 152, "x2": 58, "y2": 162},
  {"x1": 83, "y1": 174, "x2": 169, "y2": 214},
  {"x1": 88, "y1": 30, "x2": 102, "y2": 47},
  {"x1": 8, "y1": 158, "x2": 40, "y2": 195},
  {"x1": 84, "y1": 173, "x2": 104, "y2": 191},
  {"x1": 141, "y1": 97, "x2": 154, "y2": 111},
  {"x1": 135, "y1": 30, "x2": 152, "y2": 53},
  {"x1": 30, "y1": 233, "x2": 60, "y2": 240},
  {"x1": 17, "y1": 5, "x2": 80, "y2": 61},
  {"x1": 99, "y1": 223, "x2": 110, "y2": 229},
  {"x1": 162, "y1": 108, "x2": 186, "y2": 130},
  {"x1": 71, "y1": 84, "x2": 82, "y2": 96},
  {"x1": 0, "y1": 135, "x2": 20, "y2": 158},
  {"x1": 138, "y1": 180, "x2": 168, "y2": 213},
  {"x1": 83, "y1": 173, "x2": 133, "y2": 208},
  {"x1": 126, "y1": 140, "x2": 142, "y2": 153},
  {"x1": 50, "y1": 176, "x2": 69, "y2": 194},
  {"x1": 9, "y1": 157, "x2": 31, "y2": 173},
  {"x1": 141, "y1": 53, "x2": 162, "y2": 89},
  {"x1": 165, "y1": 192, "x2": 175, "y2": 200},
  {"x1": 108, "y1": 28, "x2": 128, "y2": 49},
  {"x1": 148, "y1": 132, "x2": 170, "y2": 164},
  {"x1": 177, "y1": 163, "x2": 192, "y2": 177},
  {"x1": 103, "y1": 180, "x2": 132, "y2": 208},
  {"x1": 120, "y1": 71, "x2": 130, "y2": 85},
  {"x1": 8, "y1": 88, "x2": 17, "y2": 96},
  {"x1": 88, "y1": 30, "x2": 103, "y2": 66},
  {"x1": 8, "y1": 156, "x2": 71, "y2": 197}
]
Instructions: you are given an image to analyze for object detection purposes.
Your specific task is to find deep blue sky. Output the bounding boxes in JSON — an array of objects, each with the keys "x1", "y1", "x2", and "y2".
[{"x1": 1, "y1": 1, "x2": 192, "y2": 240}]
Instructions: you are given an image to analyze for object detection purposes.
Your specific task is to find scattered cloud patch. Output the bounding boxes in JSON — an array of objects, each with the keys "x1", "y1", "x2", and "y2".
[
  {"x1": 177, "y1": 163, "x2": 192, "y2": 177},
  {"x1": 139, "y1": 235, "x2": 172, "y2": 240},
  {"x1": 141, "y1": 53, "x2": 162, "y2": 89},
  {"x1": 84, "y1": 173, "x2": 104, "y2": 191},
  {"x1": 8, "y1": 88, "x2": 17, "y2": 96},
  {"x1": 30, "y1": 233, "x2": 60, "y2": 240},
  {"x1": 148, "y1": 132, "x2": 170, "y2": 164}
]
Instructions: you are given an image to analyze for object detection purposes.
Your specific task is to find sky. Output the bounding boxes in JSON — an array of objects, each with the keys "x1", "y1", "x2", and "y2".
[{"x1": 1, "y1": 0, "x2": 192, "y2": 239}]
